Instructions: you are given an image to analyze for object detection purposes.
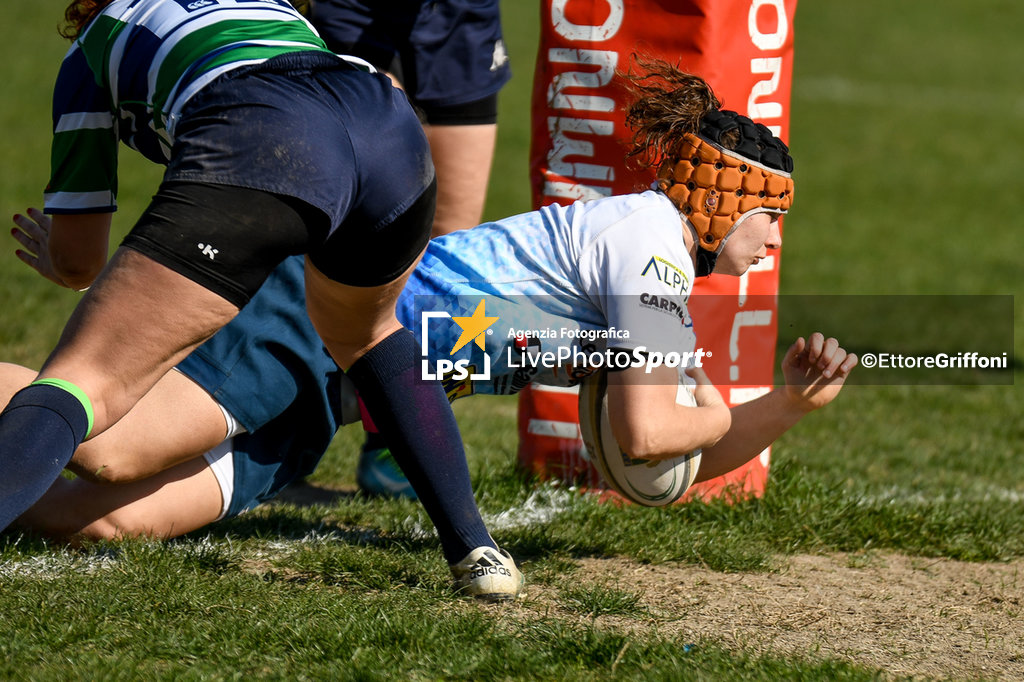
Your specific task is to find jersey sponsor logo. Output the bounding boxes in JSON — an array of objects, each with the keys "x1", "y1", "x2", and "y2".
[
  {"x1": 180, "y1": 0, "x2": 217, "y2": 11},
  {"x1": 421, "y1": 299, "x2": 498, "y2": 382},
  {"x1": 641, "y1": 255, "x2": 689, "y2": 295},
  {"x1": 639, "y1": 292, "x2": 693, "y2": 327}
]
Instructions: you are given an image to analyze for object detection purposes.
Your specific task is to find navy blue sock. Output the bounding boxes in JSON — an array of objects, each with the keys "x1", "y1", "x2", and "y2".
[
  {"x1": 346, "y1": 329, "x2": 496, "y2": 564},
  {"x1": 0, "y1": 383, "x2": 91, "y2": 531}
]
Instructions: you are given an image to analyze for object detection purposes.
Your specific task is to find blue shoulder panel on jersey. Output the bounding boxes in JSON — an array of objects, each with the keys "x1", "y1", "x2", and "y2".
[{"x1": 51, "y1": 48, "x2": 109, "y2": 129}]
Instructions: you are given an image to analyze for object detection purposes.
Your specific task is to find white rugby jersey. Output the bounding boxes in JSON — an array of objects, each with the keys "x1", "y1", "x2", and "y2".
[
  {"x1": 399, "y1": 191, "x2": 699, "y2": 397},
  {"x1": 44, "y1": 0, "x2": 328, "y2": 214}
]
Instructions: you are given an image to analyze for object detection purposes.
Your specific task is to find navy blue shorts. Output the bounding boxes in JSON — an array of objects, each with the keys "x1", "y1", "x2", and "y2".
[
  {"x1": 175, "y1": 256, "x2": 345, "y2": 518},
  {"x1": 124, "y1": 51, "x2": 436, "y2": 304},
  {"x1": 312, "y1": 0, "x2": 510, "y2": 121}
]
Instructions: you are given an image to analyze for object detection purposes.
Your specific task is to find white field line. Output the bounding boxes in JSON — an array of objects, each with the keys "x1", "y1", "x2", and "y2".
[
  {"x1": 796, "y1": 75, "x2": 1024, "y2": 117},
  {"x1": 5, "y1": 483, "x2": 1021, "y2": 579},
  {"x1": 0, "y1": 546, "x2": 119, "y2": 581},
  {"x1": 486, "y1": 485, "x2": 576, "y2": 531},
  {"x1": 250, "y1": 484, "x2": 576, "y2": 555},
  {"x1": 257, "y1": 529, "x2": 376, "y2": 557},
  {"x1": 402, "y1": 484, "x2": 576, "y2": 541}
]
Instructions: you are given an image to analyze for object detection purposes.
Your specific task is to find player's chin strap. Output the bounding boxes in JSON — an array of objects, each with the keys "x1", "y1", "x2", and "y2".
[{"x1": 657, "y1": 131, "x2": 795, "y2": 276}]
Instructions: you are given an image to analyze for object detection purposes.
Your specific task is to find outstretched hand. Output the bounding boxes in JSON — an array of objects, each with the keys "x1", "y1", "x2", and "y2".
[
  {"x1": 11, "y1": 208, "x2": 69, "y2": 287},
  {"x1": 781, "y1": 332, "x2": 858, "y2": 412}
]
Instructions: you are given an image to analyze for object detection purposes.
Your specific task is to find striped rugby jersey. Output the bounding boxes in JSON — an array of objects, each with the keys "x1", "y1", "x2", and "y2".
[{"x1": 44, "y1": 0, "x2": 329, "y2": 215}]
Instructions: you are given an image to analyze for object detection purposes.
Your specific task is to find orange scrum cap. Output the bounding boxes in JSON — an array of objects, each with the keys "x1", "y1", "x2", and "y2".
[{"x1": 656, "y1": 110, "x2": 794, "y2": 276}]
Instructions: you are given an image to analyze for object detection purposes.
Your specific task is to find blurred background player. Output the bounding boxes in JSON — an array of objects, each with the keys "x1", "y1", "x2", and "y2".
[
  {"x1": 307, "y1": 0, "x2": 512, "y2": 496},
  {"x1": 310, "y1": 0, "x2": 510, "y2": 237}
]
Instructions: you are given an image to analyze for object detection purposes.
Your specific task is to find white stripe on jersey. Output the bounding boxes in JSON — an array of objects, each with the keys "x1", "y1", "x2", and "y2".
[
  {"x1": 55, "y1": 112, "x2": 114, "y2": 133},
  {"x1": 44, "y1": 190, "x2": 116, "y2": 211},
  {"x1": 147, "y1": 6, "x2": 311, "y2": 84},
  {"x1": 104, "y1": 0, "x2": 162, "y2": 101},
  {"x1": 89, "y1": 0, "x2": 315, "y2": 119}
]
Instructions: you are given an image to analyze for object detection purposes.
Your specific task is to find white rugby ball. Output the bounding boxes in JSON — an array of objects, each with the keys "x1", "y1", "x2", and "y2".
[{"x1": 578, "y1": 369, "x2": 702, "y2": 506}]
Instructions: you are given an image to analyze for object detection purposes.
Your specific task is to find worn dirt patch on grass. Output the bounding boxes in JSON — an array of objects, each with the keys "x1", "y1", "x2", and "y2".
[{"x1": 520, "y1": 553, "x2": 1024, "y2": 680}]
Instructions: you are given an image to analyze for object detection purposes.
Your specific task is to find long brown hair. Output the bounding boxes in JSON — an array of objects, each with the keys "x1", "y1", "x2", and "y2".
[
  {"x1": 60, "y1": 0, "x2": 114, "y2": 40},
  {"x1": 623, "y1": 57, "x2": 721, "y2": 169}
]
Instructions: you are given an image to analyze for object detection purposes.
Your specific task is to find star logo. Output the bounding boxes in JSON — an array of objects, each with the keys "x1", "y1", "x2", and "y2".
[{"x1": 449, "y1": 299, "x2": 499, "y2": 354}]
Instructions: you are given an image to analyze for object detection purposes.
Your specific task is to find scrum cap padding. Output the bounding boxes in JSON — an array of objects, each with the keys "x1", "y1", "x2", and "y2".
[
  {"x1": 699, "y1": 109, "x2": 793, "y2": 174},
  {"x1": 657, "y1": 111, "x2": 794, "y2": 254}
]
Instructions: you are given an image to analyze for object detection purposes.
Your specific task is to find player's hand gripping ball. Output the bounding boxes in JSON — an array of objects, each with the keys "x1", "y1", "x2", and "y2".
[{"x1": 578, "y1": 369, "x2": 701, "y2": 506}]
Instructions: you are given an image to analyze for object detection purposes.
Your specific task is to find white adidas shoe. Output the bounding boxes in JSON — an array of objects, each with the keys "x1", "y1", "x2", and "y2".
[{"x1": 450, "y1": 546, "x2": 525, "y2": 602}]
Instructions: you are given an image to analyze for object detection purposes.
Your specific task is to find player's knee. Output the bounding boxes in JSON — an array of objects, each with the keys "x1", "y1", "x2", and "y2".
[{"x1": 69, "y1": 450, "x2": 148, "y2": 485}]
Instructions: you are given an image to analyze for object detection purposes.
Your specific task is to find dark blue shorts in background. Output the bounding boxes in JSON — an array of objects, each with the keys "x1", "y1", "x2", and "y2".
[{"x1": 312, "y1": 0, "x2": 511, "y2": 115}]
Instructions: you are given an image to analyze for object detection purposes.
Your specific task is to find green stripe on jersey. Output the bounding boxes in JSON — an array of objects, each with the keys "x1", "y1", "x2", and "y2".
[
  {"x1": 49, "y1": 128, "x2": 118, "y2": 195},
  {"x1": 77, "y1": 15, "x2": 128, "y2": 88},
  {"x1": 154, "y1": 19, "x2": 329, "y2": 116}
]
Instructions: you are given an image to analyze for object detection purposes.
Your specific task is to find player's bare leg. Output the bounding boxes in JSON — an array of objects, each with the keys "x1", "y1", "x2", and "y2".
[
  {"x1": 0, "y1": 248, "x2": 237, "y2": 529},
  {"x1": 424, "y1": 123, "x2": 498, "y2": 236},
  {"x1": 302, "y1": 254, "x2": 416, "y2": 369},
  {"x1": 37, "y1": 248, "x2": 238, "y2": 436},
  {"x1": 304, "y1": 256, "x2": 522, "y2": 600},
  {"x1": 14, "y1": 455, "x2": 223, "y2": 542},
  {"x1": 0, "y1": 361, "x2": 227, "y2": 484}
]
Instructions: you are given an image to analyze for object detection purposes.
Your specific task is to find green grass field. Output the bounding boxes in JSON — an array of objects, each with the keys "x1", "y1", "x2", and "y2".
[{"x1": 1, "y1": 1, "x2": 1022, "y2": 679}]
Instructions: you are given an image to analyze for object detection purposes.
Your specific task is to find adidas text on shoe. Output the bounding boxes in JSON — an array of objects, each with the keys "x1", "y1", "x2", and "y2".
[{"x1": 450, "y1": 546, "x2": 524, "y2": 603}]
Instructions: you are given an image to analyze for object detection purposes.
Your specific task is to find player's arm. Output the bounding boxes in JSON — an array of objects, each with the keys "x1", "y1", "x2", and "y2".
[
  {"x1": 606, "y1": 364, "x2": 731, "y2": 460},
  {"x1": 12, "y1": 209, "x2": 109, "y2": 290},
  {"x1": 49, "y1": 213, "x2": 111, "y2": 289},
  {"x1": 33, "y1": 45, "x2": 117, "y2": 289},
  {"x1": 585, "y1": 202, "x2": 730, "y2": 458},
  {"x1": 693, "y1": 333, "x2": 857, "y2": 483}
]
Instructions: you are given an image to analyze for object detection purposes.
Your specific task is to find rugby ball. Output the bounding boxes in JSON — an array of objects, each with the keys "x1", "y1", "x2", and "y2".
[{"x1": 577, "y1": 369, "x2": 702, "y2": 506}]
